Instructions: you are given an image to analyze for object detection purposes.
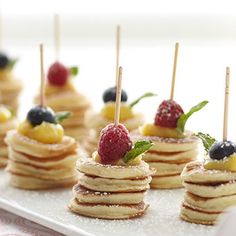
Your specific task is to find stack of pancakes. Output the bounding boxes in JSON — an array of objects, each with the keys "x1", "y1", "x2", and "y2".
[
  {"x1": 132, "y1": 131, "x2": 199, "y2": 189},
  {"x1": 5, "y1": 130, "x2": 78, "y2": 189},
  {"x1": 43, "y1": 90, "x2": 91, "y2": 142},
  {"x1": 69, "y1": 155, "x2": 154, "y2": 219},
  {"x1": 84, "y1": 110, "x2": 144, "y2": 155},
  {"x1": 0, "y1": 119, "x2": 17, "y2": 167},
  {"x1": 180, "y1": 161, "x2": 236, "y2": 225},
  {"x1": 0, "y1": 78, "x2": 22, "y2": 112}
]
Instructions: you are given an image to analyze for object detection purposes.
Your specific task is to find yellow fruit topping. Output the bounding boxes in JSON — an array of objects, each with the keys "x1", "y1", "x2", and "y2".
[
  {"x1": 140, "y1": 123, "x2": 184, "y2": 138},
  {"x1": 45, "y1": 81, "x2": 75, "y2": 96},
  {"x1": 0, "y1": 106, "x2": 12, "y2": 122},
  {"x1": 204, "y1": 154, "x2": 236, "y2": 172},
  {"x1": 0, "y1": 68, "x2": 11, "y2": 80},
  {"x1": 101, "y1": 102, "x2": 134, "y2": 121},
  {"x1": 92, "y1": 151, "x2": 142, "y2": 166},
  {"x1": 18, "y1": 121, "x2": 64, "y2": 144}
]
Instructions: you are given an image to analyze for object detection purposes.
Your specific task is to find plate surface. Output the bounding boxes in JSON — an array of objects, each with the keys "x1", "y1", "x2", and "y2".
[{"x1": 0, "y1": 170, "x2": 215, "y2": 236}]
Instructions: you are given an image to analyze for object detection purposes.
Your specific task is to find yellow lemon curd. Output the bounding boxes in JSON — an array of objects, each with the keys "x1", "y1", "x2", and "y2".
[
  {"x1": 18, "y1": 121, "x2": 64, "y2": 144},
  {"x1": 101, "y1": 102, "x2": 134, "y2": 121},
  {"x1": 204, "y1": 154, "x2": 236, "y2": 172},
  {"x1": 140, "y1": 123, "x2": 184, "y2": 139},
  {"x1": 0, "y1": 106, "x2": 12, "y2": 122}
]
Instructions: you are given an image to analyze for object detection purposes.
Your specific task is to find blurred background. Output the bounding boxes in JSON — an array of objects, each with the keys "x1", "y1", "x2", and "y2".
[{"x1": 1, "y1": 0, "x2": 236, "y2": 140}]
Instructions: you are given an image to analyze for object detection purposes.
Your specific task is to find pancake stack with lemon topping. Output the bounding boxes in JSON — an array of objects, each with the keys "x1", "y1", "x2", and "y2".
[
  {"x1": 69, "y1": 122, "x2": 154, "y2": 219},
  {"x1": 5, "y1": 105, "x2": 78, "y2": 189},
  {"x1": 36, "y1": 62, "x2": 91, "y2": 141},
  {"x1": 84, "y1": 88, "x2": 154, "y2": 155},
  {"x1": 180, "y1": 138, "x2": 236, "y2": 225},
  {"x1": 0, "y1": 52, "x2": 22, "y2": 112},
  {"x1": 133, "y1": 99, "x2": 207, "y2": 189},
  {"x1": 0, "y1": 105, "x2": 17, "y2": 167}
]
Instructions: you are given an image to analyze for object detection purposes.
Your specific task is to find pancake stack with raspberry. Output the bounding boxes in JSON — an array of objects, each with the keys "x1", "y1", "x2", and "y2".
[
  {"x1": 69, "y1": 122, "x2": 154, "y2": 219},
  {"x1": 69, "y1": 67, "x2": 154, "y2": 219},
  {"x1": 36, "y1": 62, "x2": 91, "y2": 142},
  {"x1": 84, "y1": 87, "x2": 154, "y2": 155},
  {"x1": 181, "y1": 67, "x2": 236, "y2": 225},
  {"x1": 0, "y1": 52, "x2": 22, "y2": 112},
  {"x1": 133, "y1": 100, "x2": 207, "y2": 189},
  {"x1": 0, "y1": 105, "x2": 17, "y2": 167}
]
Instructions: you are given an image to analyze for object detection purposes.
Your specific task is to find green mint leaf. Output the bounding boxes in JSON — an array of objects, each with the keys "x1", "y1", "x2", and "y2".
[
  {"x1": 55, "y1": 111, "x2": 72, "y2": 123},
  {"x1": 196, "y1": 132, "x2": 216, "y2": 153},
  {"x1": 123, "y1": 140, "x2": 153, "y2": 163},
  {"x1": 70, "y1": 66, "x2": 79, "y2": 77},
  {"x1": 177, "y1": 100, "x2": 208, "y2": 133},
  {"x1": 8, "y1": 58, "x2": 18, "y2": 70},
  {"x1": 129, "y1": 92, "x2": 157, "y2": 108}
]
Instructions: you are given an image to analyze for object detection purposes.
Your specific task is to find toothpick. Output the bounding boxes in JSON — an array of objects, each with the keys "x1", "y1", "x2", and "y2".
[
  {"x1": 114, "y1": 66, "x2": 123, "y2": 126},
  {"x1": 223, "y1": 67, "x2": 230, "y2": 141},
  {"x1": 39, "y1": 44, "x2": 45, "y2": 107},
  {"x1": 0, "y1": 9, "x2": 2, "y2": 50},
  {"x1": 54, "y1": 14, "x2": 60, "y2": 61},
  {"x1": 115, "y1": 25, "x2": 121, "y2": 84},
  {"x1": 170, "y1": 42, "x2": 179, "y2": 100}
]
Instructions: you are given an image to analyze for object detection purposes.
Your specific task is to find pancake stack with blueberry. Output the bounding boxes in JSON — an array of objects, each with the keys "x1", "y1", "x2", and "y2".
[
  {"x1": 6, "y1": 45, "x2": 78, "y2": 189},
  {"x1": 132, "y1": 43, "x2": 208, "y2": 189},
  {"x1": 0, "y1": 52, "x2": 22, "y2": 112},
  {"x1": 0, "y1": 104, "x2": 17, "y2": 167},
  {"x1": 35, "y1": 62, "x2": 91, "y2": 142},
  {"x1": 69, "y1": 67, "x2": 155, "y2": 219},
  {"x1": 181, "y1": 67, "x2": 236, "y2": 225},
  {"x1": 84, "y1": 87, "x2": 155, "y2": 155}
]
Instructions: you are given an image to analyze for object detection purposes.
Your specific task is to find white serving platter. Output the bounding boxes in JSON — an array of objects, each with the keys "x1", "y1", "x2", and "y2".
[{"x1": 0, "y1": 170, "x2": 216, "y2": 236}]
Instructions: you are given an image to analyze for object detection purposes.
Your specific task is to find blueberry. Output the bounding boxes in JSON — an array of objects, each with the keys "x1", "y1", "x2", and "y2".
[
  {"x1": 0, "y1": 52, "x2": 9, "y2": 68},
  {"x1": 103, "y1": 87, "x2": 128, "y2": 103},
  {"x1": 27, "y1": 106, "x2": 56, "y2": 126},
  {"x1": 209, "y1": 141, "x2": 236, "y2": 160}
]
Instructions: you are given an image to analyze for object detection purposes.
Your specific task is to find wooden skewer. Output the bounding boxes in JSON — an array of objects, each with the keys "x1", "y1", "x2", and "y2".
[
  {"x1": 223, "y1": 67, "x2": 230, "y2": 141},
  {"x1": 54, "y1": 14, "x2": 60, "y2": 61},
  {"x1": 114, "y1": 66, "x2": 123, "y2": 126},
  {"x1": 115, "y1": 25, "x2": 121, "y2": 84},
  {"x1": 39, "y1": 44, "x2": 45, "y2": 107},
  {"x1": 170, "y1": 42, "x2": 179, "y2": 100}
]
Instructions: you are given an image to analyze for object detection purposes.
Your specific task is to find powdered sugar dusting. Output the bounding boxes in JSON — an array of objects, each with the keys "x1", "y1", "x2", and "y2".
[{"x1": 0, "y1": 170, "x2": 216, "y2": 236}]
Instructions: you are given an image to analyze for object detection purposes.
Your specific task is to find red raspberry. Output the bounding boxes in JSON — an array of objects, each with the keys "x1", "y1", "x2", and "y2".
[
  {"x1": 98, "y1": 123, "x2": 132, "y2": 164},
  {"x1": 154, "y1": 100, "x2": 184, "y2": 128},
  {"x1": 47, "y1": 62, "x2": 69, "y2": 86}
]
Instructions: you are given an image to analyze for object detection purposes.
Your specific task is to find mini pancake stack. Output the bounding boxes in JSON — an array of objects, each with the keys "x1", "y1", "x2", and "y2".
[
  {"x1": 0, "y1": 106, "x2": 17, "y2": 167},
  {"x1": 132, "y1": 131, "x2": 199, "y2": 189},
  {"x1": 36, "y1": 62, "x2": 91, "y2": 142},
  {"x1": 6, "y1": 128, "x2": 78, "y2": 189},
  {"x1": 69, "y1": 153, "x2": 153, "y2": 219},
  {"x1": 70, "y1": 68, "x2": 154, "y2": 219},
  {"x1": 180, "y1": 161, "x2": 236, "y2": 225},
  {"x1": 0, "y1": 53, "x2": 22, "y2": 112},
  {"x1": 133, "y1": 98, "x2": 207, "y2": 189}
]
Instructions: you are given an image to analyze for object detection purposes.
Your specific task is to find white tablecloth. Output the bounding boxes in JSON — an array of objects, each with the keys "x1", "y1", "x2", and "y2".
[{"x1": 0, "y1": 209, "x2": 63, "y2": 236}]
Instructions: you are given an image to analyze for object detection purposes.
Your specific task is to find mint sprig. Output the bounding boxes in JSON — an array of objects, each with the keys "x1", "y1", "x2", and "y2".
[
  {"x1": 196, "y1": 132, "x2": 216, "y2": 153},
  {"x1": 123, "y1": 140, "x2": 153, "y2": 163},
  {"x1": 129, "y1": 92, "x2": 157, "y2": 108},
  {"x1": 55, "y1": 111, "x2": 72, "y2": 123},
  {"x1": 177, "y1": 100, "x2": 208, "y2": 133},
  {"x1": 8, "y1": 58, "x2": 18, "y2": 71},
  {"x1": 70, "y1": 66, "x2": 79, "y2": 77}
]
